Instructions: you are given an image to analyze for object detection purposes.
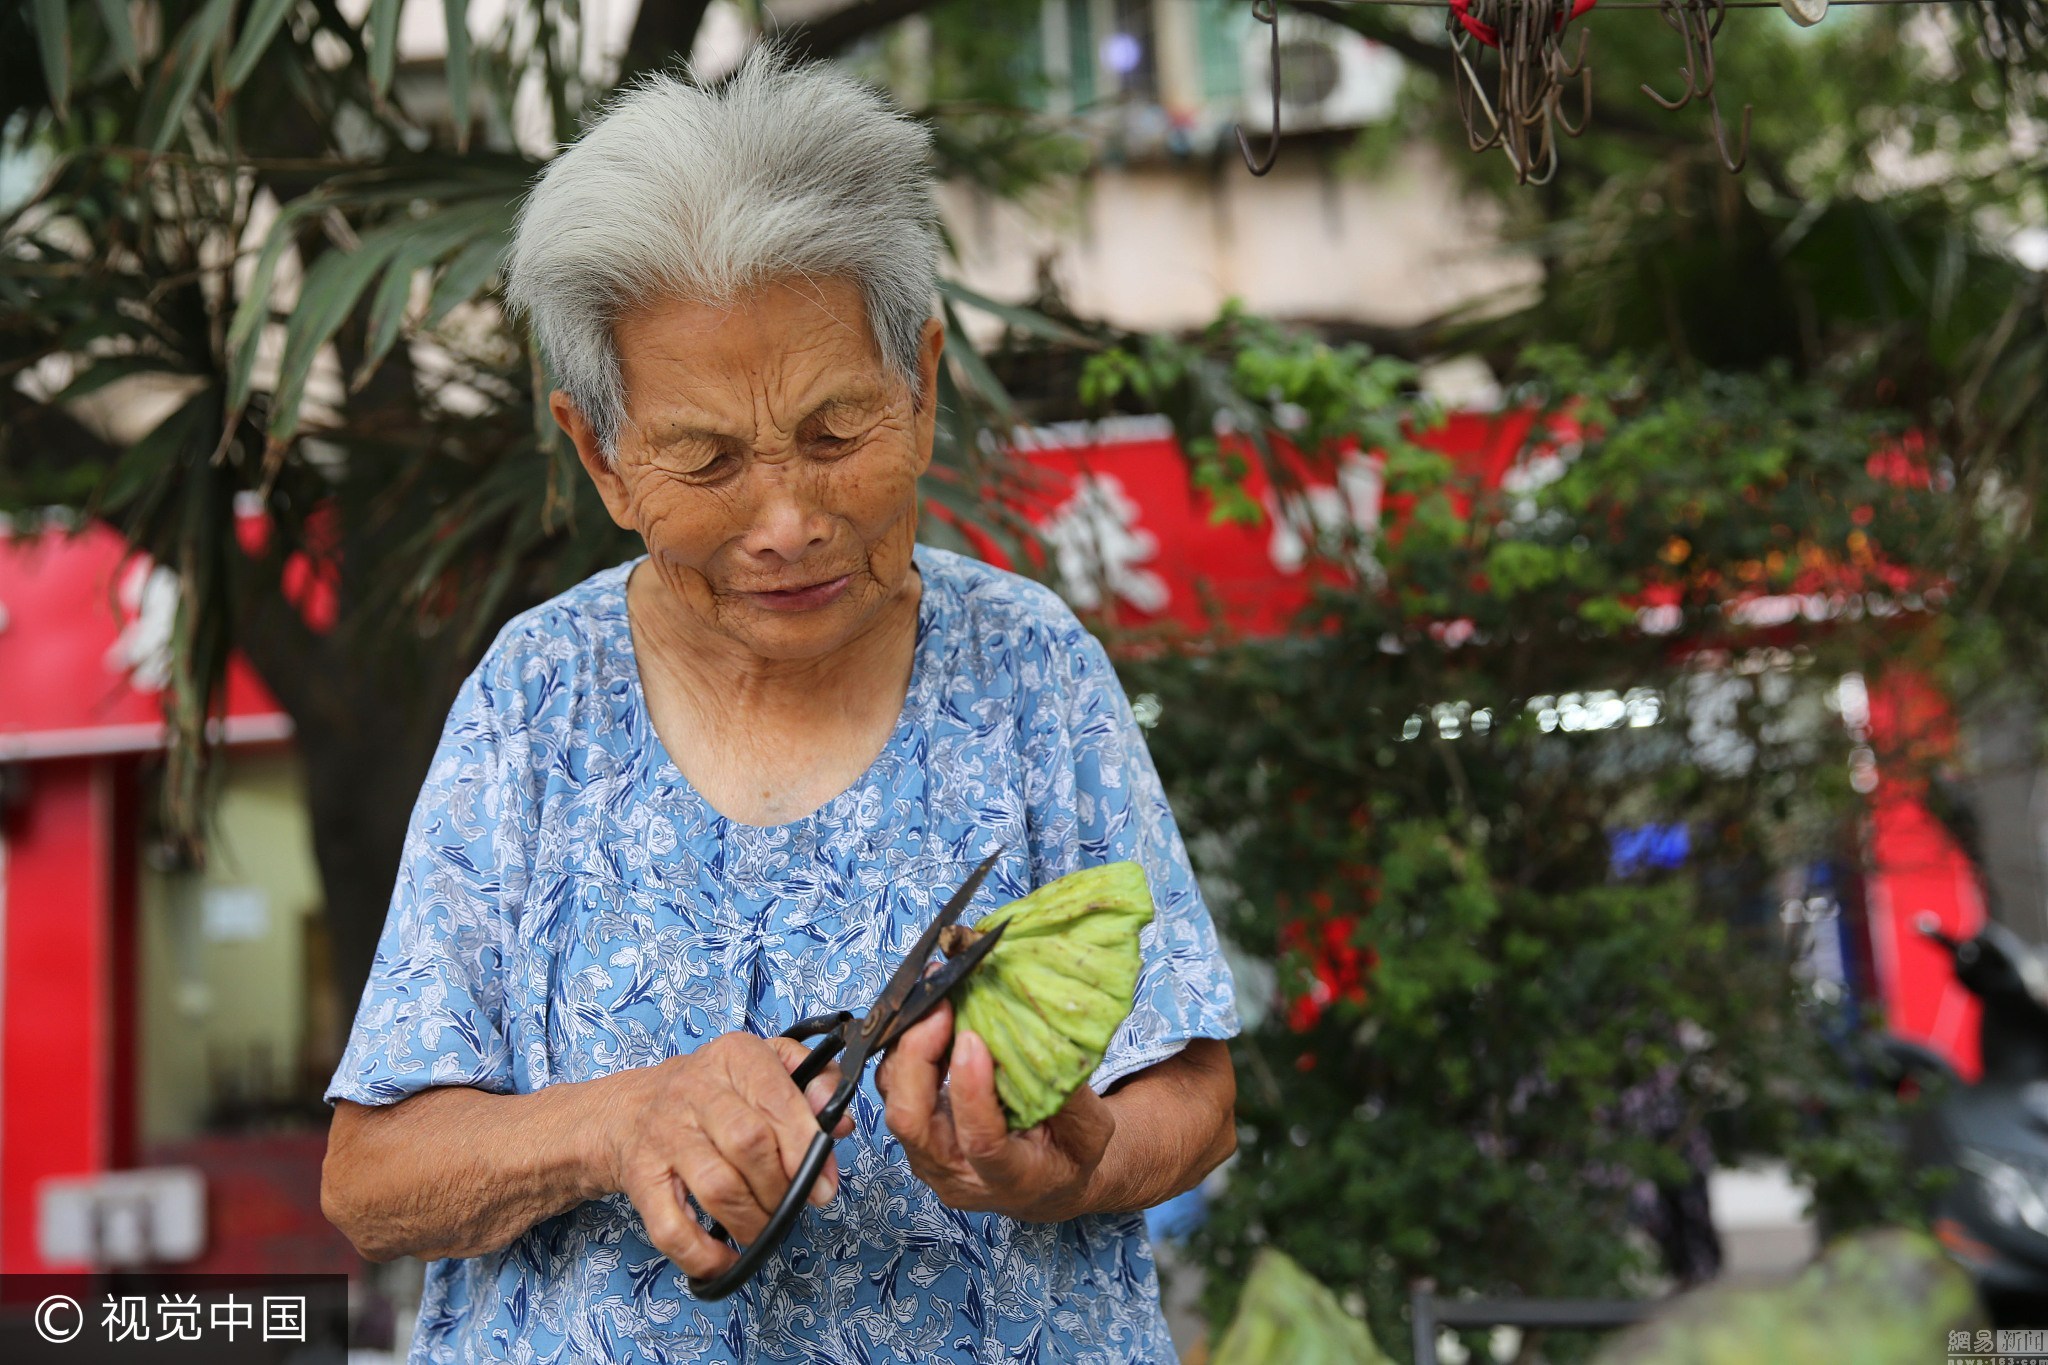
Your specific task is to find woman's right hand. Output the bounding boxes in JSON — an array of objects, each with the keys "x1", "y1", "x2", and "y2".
[{"x1": 595, "y1": 1033, "x2": 853, "y2": 1278}]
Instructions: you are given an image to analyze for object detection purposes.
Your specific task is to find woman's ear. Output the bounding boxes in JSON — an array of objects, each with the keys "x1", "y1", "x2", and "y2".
[
  {"x1": 910, "y1": 315, "x2": 945, "y2": 476},
  {"x1": 551, "y1": 391, "x2": 634, "y2": 530}
]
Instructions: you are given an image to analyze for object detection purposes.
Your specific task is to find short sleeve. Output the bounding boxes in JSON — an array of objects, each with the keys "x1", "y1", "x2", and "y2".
[
  {"x1": 1022, "y1": 622, "x2": 1241, "y2": 1092},
  {"x1": 325, "y1": 663, "x2": 524, "y2": 1106}
]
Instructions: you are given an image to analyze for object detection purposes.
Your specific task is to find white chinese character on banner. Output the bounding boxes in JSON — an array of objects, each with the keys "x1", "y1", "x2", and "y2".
[
  {"x1": 101, "y1": 1294, "x2": 149, "y2": 1342},
  {"x1": 107, "y1": 558, "x2": 179, "y2": 693},
  {"x1": 211, "y1": 1295, "x2": 254, "y2": 1341},
  {"x1": 1040, "y1": 473, "x2": 1170, "y2": 614},
  {"x1": 157, "y1": 1294, "x2": 201, "y2": 1341},
  {"x1": 1266, "y1": 453, "x2": 1382, "y2": 578},
  {"x1": 263, "y1": 1295, "x2": 307, "y2": 1342}
]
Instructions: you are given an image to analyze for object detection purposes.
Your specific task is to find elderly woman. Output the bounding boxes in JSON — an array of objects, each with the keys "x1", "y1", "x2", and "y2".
[{"x1": 320, "y1": 50, "x2": 1239, "y2": 1364}]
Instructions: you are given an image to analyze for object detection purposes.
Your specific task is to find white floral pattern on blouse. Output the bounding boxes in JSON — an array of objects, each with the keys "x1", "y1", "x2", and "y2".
[{"x1": 328, "y1": 545, "x2": 1240, "y2": 1364}]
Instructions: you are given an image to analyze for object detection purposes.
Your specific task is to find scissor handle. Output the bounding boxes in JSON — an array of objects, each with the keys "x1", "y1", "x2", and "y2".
[
  {"x1": 683, "y1": 921, "x2": 1000, "y2": 1302},
  {"x1": 685, "y1": 1012, "x2": 860, "y2": 1300},
  {"x1": 785, "y1": 1010, "x2": 854, "y2": 1041},
  {"x1": 784, "y1": 1012, "x2": 853, "y2": 1090},
  {"x1": 685, "y1": 1126, "x2": 836, "y2": 1301}
]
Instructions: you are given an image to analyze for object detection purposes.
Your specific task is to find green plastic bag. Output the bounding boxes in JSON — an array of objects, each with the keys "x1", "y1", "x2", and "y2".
[{"x1": 1210, "y1": 1248, "x2": 1390, "y2": 1365}]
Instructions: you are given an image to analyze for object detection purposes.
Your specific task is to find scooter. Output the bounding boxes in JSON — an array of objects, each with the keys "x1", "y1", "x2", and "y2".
[{"x1": 1890, "y1": 914, "x2": 2048, "y2": 1325}]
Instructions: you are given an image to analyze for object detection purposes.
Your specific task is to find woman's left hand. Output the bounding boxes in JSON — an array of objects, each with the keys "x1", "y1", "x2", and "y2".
[{"x1": 876, "y1": 1000, "x2": 1116, "y2": 1223}]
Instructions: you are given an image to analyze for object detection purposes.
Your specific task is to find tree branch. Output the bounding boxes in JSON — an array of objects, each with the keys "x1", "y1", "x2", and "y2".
[
  {"x1": 771, "y1": 0, "x2": 937, "y2": 62},
  {"x1": 620, "y1": 1, "x2": 715, "y2": 82},
  {"x1": 617, "y1": 0, "x2": 950, "y2": 84},
  {"x1": 1290, "y1": 0, "x2": 1455, "y2": 73}
]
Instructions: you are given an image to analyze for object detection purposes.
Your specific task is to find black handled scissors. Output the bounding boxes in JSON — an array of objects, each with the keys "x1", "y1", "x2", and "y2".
[{"x1": 685, "y1": 848, "x2": 1010, "y2": 1300}]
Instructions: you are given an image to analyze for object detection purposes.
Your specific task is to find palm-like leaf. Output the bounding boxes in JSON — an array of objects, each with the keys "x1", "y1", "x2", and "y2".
[{"x1": 0, "y1": 3, "x2": 1123, "y2": 997}]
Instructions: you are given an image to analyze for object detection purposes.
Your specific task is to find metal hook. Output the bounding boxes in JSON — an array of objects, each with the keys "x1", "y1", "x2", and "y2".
[
  {"x1": 1640, "y1": 69, "x2": 1697, "y2": 111},
  {"x1": 1448, "y1": 0, "x2": 1594, "y2": 186},
  {"x1": 1553, "y1": 33, "x2": 1593, "y2": 138},
  {"x1": 1708, "y1": 95, "x2": 1751, "y2": 173},
  {"x1": 1554, "y1": 24, "x2": 1591, "y2": 81},
  {"x1": 1637, "y1": 0, "x2": 1749, "y2": 173},
  {"x1": 1639, "y1": 1, "x2": 1706, "y2": 109},
  {"x1": 1235, "y1": 0, "x2": 1282, "y2": 176},
  {"x1": 1453, "y1": 41, "x2": 1504, "y2": 152}
]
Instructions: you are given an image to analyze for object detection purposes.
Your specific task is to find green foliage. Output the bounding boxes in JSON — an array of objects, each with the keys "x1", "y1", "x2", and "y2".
[
  {"x1": 0, "y1": 0, "x2": 1137, "y2": 1008},
  {"x1": 0, "y1": 0, "x2": 1089, "y2": 857},
  {"x1": 1315, "y1": 6, "x2": 2048, "y2": 556},
  {"x1": 1112, "y1": 332, "x2": 1947, "y2": 1359},
  {"x1": 1081, "y1": 303, "x2": 1426, "y2": 527}
]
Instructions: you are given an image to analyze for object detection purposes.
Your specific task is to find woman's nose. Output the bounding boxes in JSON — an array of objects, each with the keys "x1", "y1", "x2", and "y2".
[{"x1": 740, "y1": 464, "x2": 830, "y2": 563}]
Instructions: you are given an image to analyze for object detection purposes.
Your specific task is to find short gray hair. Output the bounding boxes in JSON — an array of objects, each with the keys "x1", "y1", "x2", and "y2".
[{"x1": 505, "y1": 47, "x2": 941, "y2": 455}]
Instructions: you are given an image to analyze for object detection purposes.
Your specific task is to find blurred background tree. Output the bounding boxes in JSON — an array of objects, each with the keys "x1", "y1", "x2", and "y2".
[
  {"x1": 1299, "y1": 0, "x2": 2048, "y2": 730},
  {"x1": 1097, "y1": 328, "x2": 1951, "y2": 1356},
  {"x1": 1046, "y1": 20, "x2": 2045, "y2": 1349},
  {"x1": 0, "y1": 0, "x2": 1085, "y2": 999}
]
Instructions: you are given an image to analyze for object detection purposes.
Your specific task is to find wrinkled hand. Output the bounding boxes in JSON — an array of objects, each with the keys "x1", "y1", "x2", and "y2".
[
  {"x1": 876, "y1": 1000, "x2": 1116, "y2": 1223},
  {"x1": 597, "y1": 1032, "x2": 853, "y2": 1279}
]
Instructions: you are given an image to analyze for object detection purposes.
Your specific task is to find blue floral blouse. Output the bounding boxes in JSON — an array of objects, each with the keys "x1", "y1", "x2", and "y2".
[{"x1": 327, "y1": 545, "x2": 1240, "y2": 1364}]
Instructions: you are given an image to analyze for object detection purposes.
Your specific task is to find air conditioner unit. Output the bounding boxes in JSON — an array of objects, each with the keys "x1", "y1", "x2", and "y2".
[{"x1": 1238, "y1": 13, "x2": 1403, "y2": 135}]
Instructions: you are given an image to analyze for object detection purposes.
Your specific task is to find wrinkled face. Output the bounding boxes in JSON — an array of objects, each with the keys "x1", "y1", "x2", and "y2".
[{"x1": 559, "y1": 277, "x2": 943, "y2": 663}]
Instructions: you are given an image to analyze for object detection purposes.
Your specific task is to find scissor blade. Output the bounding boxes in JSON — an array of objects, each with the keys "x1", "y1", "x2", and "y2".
[
  {"x1": 861, "y1": 847, "x2": 1004, "y2": 1043},
  {"x1": 875, "y1": 917, "x2": 1009, "y2": 1051}
]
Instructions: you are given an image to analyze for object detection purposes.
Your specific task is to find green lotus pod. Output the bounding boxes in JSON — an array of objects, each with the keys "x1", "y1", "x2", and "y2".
[{"x1": 945, "y1": 861, "x2": 1155, "y2": 1130}]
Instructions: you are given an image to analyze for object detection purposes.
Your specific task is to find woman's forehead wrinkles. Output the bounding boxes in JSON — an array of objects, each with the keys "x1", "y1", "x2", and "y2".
[
  {"x1": 742, "y1": 331, "x2": 890, "y2": 415},
  {"x1": 615, "y1": 278, "x2": 900, "y2": 447}
]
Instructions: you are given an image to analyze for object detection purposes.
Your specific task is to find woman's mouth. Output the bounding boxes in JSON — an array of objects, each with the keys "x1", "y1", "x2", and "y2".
[{"x1": 747, "y1": 574, "x2": 852, "y2": 612}]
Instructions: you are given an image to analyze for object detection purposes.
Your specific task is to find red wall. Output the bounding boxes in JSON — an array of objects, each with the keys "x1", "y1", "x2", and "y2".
[
  {"x1": 0, "y1": 757, "x2": 129, "y2": 1272},
  {"x1": 140, "y1": 1134, "x2": 355, "y2": 1276},
  {"x1": 0, "y1": 524, "x2": 283, "y2": 750},
  {"x1": 0, "y1": 758, "x2": 351, "y2": 1276}
]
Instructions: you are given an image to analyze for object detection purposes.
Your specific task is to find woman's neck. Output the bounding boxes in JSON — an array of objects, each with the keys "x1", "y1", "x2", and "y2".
[{"x1": 625, "y1": 559, "x2": 924, "y2": 822}]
